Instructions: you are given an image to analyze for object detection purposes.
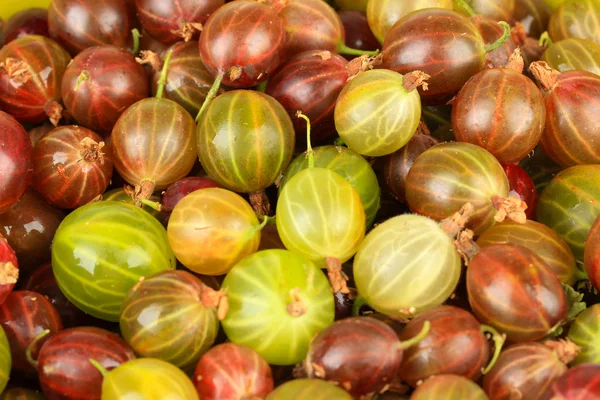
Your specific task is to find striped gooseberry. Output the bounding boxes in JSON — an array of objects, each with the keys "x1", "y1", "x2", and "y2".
[
  {"x1": 0, "y1": 237, "x2": 18, "y2": 306},
  {"x1": 411, "y1": 374, "x2": 488, "y2": 400},
  {"x1": 101, "y1": 188, "x2": 164, "y2": 222},
  {"x1": 135, "y1": 0, "x2": 223, "y2": 45},
  {"x1": 541, "y1": 363, "x2": 600, "y2": 399},
  {"x1": 454, "y1": 0, "x2": 516, "y2": 21},
  {"x1": 398, "y1": 305, "x2": 504, "y2": 388},
  {"x1": 196, "y1": 90, "x2": 295, "y2": 215},
  {"x1": 92, "y1": 358, "x2": 199, "y2": 400},
  {"x1": 198, "y1": 1, "x2": 285, "y2": 88},
  {"x1": 381, "y1": 9, "x2": 511, "y2": 105},
  {"x1": 530, "y1": 62, "x2": 600, "y2": 166},
  {"x1": 478, "y1": 220, "x2": 582, "y2": 286},
  {"x1": 193, "y1": 343, "x2": 274, "y2": 400},
  {"x1": 221, "y1": 249, "x2": 334, "y2": 365},
  {"x1": 161, "y1": 176, "x2": 221, "y2": 213},
  {"x1": 266, "y1": 379, "x2": 353, "y2": 400},
  {"x1": 467, "y1": 243, "x2": 568, "y2": 342},
  {"x1": 541, "y1": 38, "x2": 600, "y2": 75},
  {"x1": 472, "y1": 16, "x2": 519, "y2": 69},
  {"x1": 548, "y1": 0, "x2": 600, "y2": 44},
  {"x1": 536, "y1": 165, "x2": 600, "y2": 260},
  {"x1": 51, "y1": 201, "x2": 176, "y2": 322},
  {"x1": 120, "y1": 270, "x2": 221, "y2": 369},
  {"x1": 0, "y1": 290, "x2": 63, "y2": 375},
  {"x1": 352, "y1": 214, "x2": 462, "y2": 319},
  {"x1": 149, "y1": 41, "x2": 222, "y2": 117},
  {"x1": 48, "y1": 0, "x2": 132, "y2": 55},
  {"x1": 302, "y1": 317, "x2": 430, "y2": 398},
  {"x1": 31, "y1": 327, "x2": 135, "y2": 400},
  {"x1": 112, "y1": 51, "x2": 197, "y2": 198},
  {"x1": 568, "y1": 304, "x2": 600, "y2": 365},
  {"x1": 406, "y1": 142, "x2": 520, "y2": 235},
  {"x1": 167, "y1": 188, "x2": 264, "y2": 276},
  {"x1": 503, "y1": 163, "x2": 537, "y2": 219},
  {"x1": 334, "y1": 69, "x2": 426, "y2": 157},
  {"x1": 382, "y1": 132, "x2": 439, "y2": 203},
  {"x1": 274, "y1": 0, "x2": 378, "y2": 58},
  {"x1": 338, "y1": 11, "x2": 380, "y2": 59},
  {"x1": 0, "y1": 327, "x2": 9, "y2": 394},
  {"x1": 0, "y1": 189, "x2": 64, "y2": 276},
  {"x1": 514, "y1": 0, "x2": 552, "y2": 37},
  {"x1": 265, "y1": 50, "x2": 350, "y2": 142},
  {"x1": 483, "y1": 340, "x2": 579, "y2": 400},
  {"x1": 61, "y1": 45, "x2": 149, "y2": 133},
  {"x1": 3, "y1": 8, "x2": 49, "y2": 44},
  {"x1": 585, "y1": 216, "x2": 600, "y2": 291},
  {"x1": 279, "y1": 144, "x2": 380, "y2": 228},
  {"x1": 452, "y1": 50, "x2": 545, "y2": 164},
  {"x1": 366, "y1": 0, "x2": 453, "y2": 42},
  {"x1": 0, "y1": 111, "x2": 33, "y2": 214},
  {"x1": 32, "y1": 126, "x2": 113, "y2": 209},
  {"x1": 0, "y1": 35, "x2": 71, "y2": 125},
  {"x1": 28, "y1": 124, "x2": 53, "y2": 147}
]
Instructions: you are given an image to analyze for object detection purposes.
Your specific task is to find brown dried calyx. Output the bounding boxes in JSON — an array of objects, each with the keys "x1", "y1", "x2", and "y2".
[
  {"x1": 124, "y1": 180, "x2": 155, "y2": 207},
  {"x1": 530, "y1": 61, "x2": 560, "y2": 91},
  {"x1": 286, "y1": 288, "x2": 308, "y2": 317},
  {"x1": 79, "y1": 137, "x2": 105, "y2": 164},
  {"x1": 505, "y1": 48, "x2": 524, "y2": 74},
  {"x1": 136, "y1": 50, "x2": 163, "y2": 72},
  {"x1": 0, "y1": 262, "x2": 19, "y2": 285},
  {"x1": 229, "y1": 65, "x2": 243, "y2": 82},
  {"x1": 0, "y1": 57, "x2": 32, "y2": 84},
  {"x1": 249, "y1": 191, "x2": 270, "y2": 217},
  {"x1": 492, "y1": 195, "x2": 528, "y2": 224},
  {"x1": 44, "y1": 101, "x2": 63, "y2": 126},
  {"x1": 171, "y1": 22, "x2": 203, "y2": 42},
  {"x1": 402, "y1": 71, "x2": 430, "y2": 92},
  {"x1": 440, "y1": 203, "x2": 480, "y2": 265},
  {"x1": 325, "y1": 257, "x2": 350, "y2": 294},
  {"x1": 312, "y1": 50, "x2": 331, "y2": 60},
  {"x1": 346, "y1": 53, "x2": 383, "y2": 82},
  {"x1": 201, "y1": 285, "x2": 229, "y2": 320},
  {"x1": 544, "y1": 338, "x2": 581, "y2": 365},
  {"x1": 510, "y1": 22, "x2": 527, "y2": 47}
]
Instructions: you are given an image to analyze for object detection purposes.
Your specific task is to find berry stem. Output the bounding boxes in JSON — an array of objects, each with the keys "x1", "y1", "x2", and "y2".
[
  {"x1": 337, "y1": 44, "x2": 379, "y2": 57},
  {"x1": 399, "y1": 321, "x2": 431, "y2": 350},
  {"x1": 195, "y1": 72, "x2": 224, "y2": 123},
  {"x1": 25, "y1": 329, "x2": 50, "y2": 369},
  {"x1": 256, "y1": 80, "x2": 268, "y2": 93},
  {"x1": 296, "y1": 111, "x2": 314, "y2": 168},
  {"x1": 155, "y1": 49, "x2": 174, "y2": 99},
  {"x1": 89, "y1": 359, "x2": 109, "y2": 377},
  {"x1": 453, "y1": 0, "x2": 476, "y2": 16},
  {"x1": 484, "y1": 22, "x2": 511, "y2": 53},
  {"x1": 334, "y1": 138, "x2": 346, "y2": 147},
  {"x1": 480, "y1": 325, "x2": 506, "y2": 374},
  {"x1": 131, "y1": 28, "x2": 141, "y2": 55},
  {"x1": 351, "y1": 295, "x2": 369, "y2": 316},
  {"x1": 74, "y1": 70, "x2": 91, "y2": 92},
  {"x1": 139, "y1": 198, "x2": 162, "y2": 212},
  {"x1": 539, "y1": 31, "x2": 553, "y2": 47},
  {"x1": 244, "y1": 214, "x2": 271, "y2": 242}
]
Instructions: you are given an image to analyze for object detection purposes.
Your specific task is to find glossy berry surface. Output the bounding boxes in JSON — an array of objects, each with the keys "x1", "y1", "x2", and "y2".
[
  {"x1": 0, "y1": 111, "x2": 33, "y2": 214},
  {"x1": 0, "y1": 237, "x2": 18, "y2": 306},
  {"x1": 548, "y1": 0, "x2": 600, "y2": 45},
  {"x1": 194, "y1": 343, "x2": 274, "y2": 400},
  {"x1": 36, "y1": 327, "x2": 136, "y2": 400},
  {"x1": 48, "y1": 0, "x2": 132, "y2": 55},
  {"x1": 585, "y1": 216, "x2": 600, "y2": 291},
  {"x1": 568, "y1": 304, "x2": 600, "y2": 365},
  {"x1": 503, "y1": 164, "x2": 537, "y2": 219},
  {"x1": 3, "y1": 8, "x2": 49, "y2": 43},
  {"x1": 266, "y1": 379, "x2": 352, "y2": 400},
  {"x1": 541, "y1": 38, "x2": 600, "y2": 76},
  {"x1": 542, "y1": 363, "x2": 600, "y2": 399},
  {"x1": 32, "y1": 125, "x2": 113, "y2": 209},
  {"x1": 161, "y1": 176, "x2": 221, "y2": 213},
  {"x1": 411, "y1": 374, "x2": 488, "y2": 400},
  {"x1": 62, "y1": 45, "x2": 149, "y2": 133}
]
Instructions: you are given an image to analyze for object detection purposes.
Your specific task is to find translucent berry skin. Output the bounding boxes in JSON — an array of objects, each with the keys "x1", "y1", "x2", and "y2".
[
  {"x1": 161, "y1": 177, "x2": 221, "y2": 213},
  {"x1": 452, "y1": 67, "x2": 546, "y2": 164},
  {"x1": 3, "y1": 8, "x2": 49, "y2": 43},
  {"x1": 483, "y1": 342, "x2": 568, "y2": 400},
  {"x1": 541, "y1": 38, "x2": 600, "y2": 76},
  {"x1": 198, "y1": 1, "x2": 285, "y2": 88},
  {"x1": 62, "y1": 45, "x2": 149, "y2": 133},
  {"x1": 502, "y1": 164, "x2": 537, "y2": 219},
  {"x1": 266, "y1": 51, "x2": 349, "y2": 142},
  {"x1": 0, "y1": 111, "x2": 33, "y2": 214},
  {"x1": 304, "y1": 317, "x2": 403, "y2": 398},
  {"x1": 266, "y1": 379, "x2": 352, "y2": 400},
  {"x1": 48, "y1": 0, "x2": 132, "y2": 55},
  {"x1": 0, "y1": 238, "x2": 18, "y2": 306},
  {"x1": 542, "y1": 364, "x2": 600, "y2": 399},
  {"x1": 585, "y1": 216, "x2": 600, "y2": 292},
  {"x1": 548, "y1": 0, "x2": 600, "y2": 45},
  {"x1": 538, "y1": 70, "x2": 600, "y2": 167},
  {"x1": 194, "y1": 343, "x2": 274, "y2": 400},
  {"x1": 568, "y1": 304, "x2": 600, "y2": 365},
  {"x1": 467, "y1": 244, "x2": 567, "y2": 342},
  {"x1": 32, "y1": 126, "x2": 113, "y2": 209},
  {"x1": 410, "y1": 375, "x2": 488, "y2": 400},
  {"x1": 514, "y1": 0, "x2": 551, "y2": 38},
  {"x1": 338, "y1": 11, "x2": 380, "y2": 58},
  {"x1": 382, "y1": 9, "x2": 486, "y2": 105},
  {"x1": 136, "y1": 0, "x2": 224, "y2": 45},
  {"x1": 0, "y1": 35, "x2": 71, "y2": 125},
  {"x1": 454, "y1": 0, "x2": 516, "y2": 22}
]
